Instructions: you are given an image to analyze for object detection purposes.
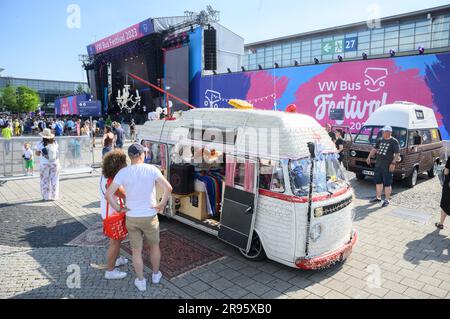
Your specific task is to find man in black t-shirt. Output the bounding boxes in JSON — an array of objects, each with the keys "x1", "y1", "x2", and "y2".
[{"x1": 366, "y1": 126, "x2": 400, "y2": 207}]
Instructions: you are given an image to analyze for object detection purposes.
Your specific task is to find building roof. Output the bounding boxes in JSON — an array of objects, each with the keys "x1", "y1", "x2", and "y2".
[
  {"x1": 140, "y1": 108, "x2": 337, "y2": 159},
  {"x1": 0, "y1": 76, "x2": 87, "y2": 85},
  {"x1": 245, "y1": 4, "x2": 450, "y2": 48}
]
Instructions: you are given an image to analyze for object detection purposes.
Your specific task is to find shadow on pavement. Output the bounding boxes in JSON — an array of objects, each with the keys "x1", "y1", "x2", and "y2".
[
  {"x1": 352, "y1": 203, "x2": 384, "y2": 222},
  {"x1": 83, "y1": 201, "x2": 101, "y2": 209},
  {"x1": 350, "y1": 174, "x2": 432, "y2": 200},
  {"x1": 404, "y1": 229, "x2": 450, "y2": 265}
]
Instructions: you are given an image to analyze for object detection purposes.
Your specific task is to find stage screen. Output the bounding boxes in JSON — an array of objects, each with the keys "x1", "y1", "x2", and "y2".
[{"x1": 165, "y1": 45, "x2": 189, "y2": 111}]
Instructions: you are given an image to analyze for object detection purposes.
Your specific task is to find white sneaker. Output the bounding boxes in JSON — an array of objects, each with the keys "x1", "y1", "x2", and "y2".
[
  {"x1": 152, "y1": 271, "x2": 163, "y2": 284},
  {"x1": 134, "y1": 278, "x2": 147, "y2": 292},
  {"x1": 115, "y1": 256, "x2": 128, "y2": 267},
  {"x1": 105, "y1": 269, "x2": 127, "y2": 280}
]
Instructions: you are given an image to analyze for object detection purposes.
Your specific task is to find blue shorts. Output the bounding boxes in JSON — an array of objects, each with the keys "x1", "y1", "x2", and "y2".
[{"x1": 374, "y1": 166, "x2": 393, "y2": 187}]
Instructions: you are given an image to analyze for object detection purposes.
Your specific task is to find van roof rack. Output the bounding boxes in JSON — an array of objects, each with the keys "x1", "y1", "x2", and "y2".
[{"x1": 394, "y1": 101, "x2": 417, "y2": 105}]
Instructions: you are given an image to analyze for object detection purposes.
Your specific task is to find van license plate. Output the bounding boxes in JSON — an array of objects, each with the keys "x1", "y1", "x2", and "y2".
[{"x1": 362, "y1": 170, "x2": 374, "y2": 176}]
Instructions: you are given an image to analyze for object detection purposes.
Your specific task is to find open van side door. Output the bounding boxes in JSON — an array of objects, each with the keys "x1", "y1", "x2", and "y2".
[{"x1": 219, "y1": 156, "x2": 259, "y2": 253}]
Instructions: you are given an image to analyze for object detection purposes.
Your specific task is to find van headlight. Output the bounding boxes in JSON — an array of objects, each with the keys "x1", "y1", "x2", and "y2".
[
  {"x1": 314, "y1": 207, "x2": 324, "y2": 218},
  {"x1": 310, "y1": 224, "x2": 322, "y2": 242},
  {"x1": 351, "y1": 150, "x2": 357, "y2": 157}
]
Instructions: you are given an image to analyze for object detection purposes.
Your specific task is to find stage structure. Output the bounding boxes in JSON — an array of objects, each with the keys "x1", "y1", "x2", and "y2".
[{"x1": 82, "y1": 6, "x2": 244, "y2": 123}]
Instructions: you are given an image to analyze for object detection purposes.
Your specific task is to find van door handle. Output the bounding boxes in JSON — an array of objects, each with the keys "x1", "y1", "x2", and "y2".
[{"x1": 245, "y1": 206, "x2": 253, "y2": 214}]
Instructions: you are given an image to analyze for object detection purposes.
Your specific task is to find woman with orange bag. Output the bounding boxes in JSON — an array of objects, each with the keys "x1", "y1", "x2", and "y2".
[{"x1": 100, "y1": 150, "x2": 129, "y2": 280}]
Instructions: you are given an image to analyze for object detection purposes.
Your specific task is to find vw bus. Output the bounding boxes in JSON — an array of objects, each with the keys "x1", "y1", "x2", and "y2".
[
  {"x1": 347, "y1": 102, "x2": 444, "y2": 188},
  {"x1": 139, "y1": 108, "x2": 357, "y2": 269}
]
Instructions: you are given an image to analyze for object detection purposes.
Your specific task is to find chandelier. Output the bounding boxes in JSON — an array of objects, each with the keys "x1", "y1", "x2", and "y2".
[{"x1": 116, "y1": 85, "x2": 141, "y2": 113}]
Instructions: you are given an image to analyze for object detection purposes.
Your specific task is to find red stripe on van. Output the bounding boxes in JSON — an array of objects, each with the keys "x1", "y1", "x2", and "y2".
[{"x1": 259, "y1": 186, "x2": 351, "y2": 203}]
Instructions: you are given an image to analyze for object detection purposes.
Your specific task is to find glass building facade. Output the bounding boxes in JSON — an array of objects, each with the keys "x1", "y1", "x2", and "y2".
[
  {"x1": 243, "y1": 6, "x2": 450, "y2": 71},
  {"x1": 0, "y1": 77, "x2": 88, "y2": 108}
]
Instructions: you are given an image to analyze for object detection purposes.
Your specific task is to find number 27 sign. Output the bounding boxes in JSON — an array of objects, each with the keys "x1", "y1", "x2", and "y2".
[{"x1": 344, "y1": 37, "x2": 358, "y2": 52}]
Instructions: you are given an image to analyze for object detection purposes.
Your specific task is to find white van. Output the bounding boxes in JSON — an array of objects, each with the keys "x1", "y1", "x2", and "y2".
[
  {"x1": 139, "y1": 108, "x2": 357, "y2": 269},
  {"x1": 347, "y1": 102, "x2": 445, "y2": 187}
]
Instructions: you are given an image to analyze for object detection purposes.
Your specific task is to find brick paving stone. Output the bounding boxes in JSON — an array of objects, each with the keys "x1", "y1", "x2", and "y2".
[
  {"x1": 245, "y1": 282, "x2": 272, "y2": 297},
  {"x1": 325, "y1": 279, "x2": 352, "y2": 294},
  {"x1": 252, "y1": 272, "x2": 277, "y2": 285},
  {"x1": 384, "y1": 291, "x2": 409, "y2": 299},
  {"x1": 364, "y1": 286, "x2": 389, "y2": 298},
  {"x1": 342, "y1": 287, "x2": 371, "y2": 299},
  {"x1": 304, "y1": 283, "x2": 332, "y2": 297},
  {"x1": 400, "y1": 277, "x2": 426, "y2": 291},
  {"x1": 417, "y1": 274, "x2": 442, "y2": 287},
  {"x1": 260, "y1": 289, "x2": 285, "y2": 299},
  {"x1": 230, "y1": 275, "x2": 255, "y2": 288},
  {"x1": 323, "y1": 290, "x2": 351, "y2": 299},
  {"x1": 284, "y1": 289, "x2": 311, "y2": 299},
  {"x1": 397, "y1": 268, "x2": 421, "y2": 280},
  {"x1": 224, "y1": 259, "x2": 247, "y2": 271},
  {"x1": 210, "y1": 278, "x2": 234, "y2": 291},
  {"x1": 421, "y1": 284, "x2": 448, "y2": 298},
  {"x1": 219, "y1": 268, "x2": 243, "y2": 281},
  {"x1": 239, "y1": 266, "x2": 261, "y2": 278},
  {"x1": 195, "y1": 288, "x2": 226, "y2": 299},
  {"x1": 381, "y1": 280, "x2": 408, "y2": 294},
  {"x1": 304, "y1": 293, "x2": 323, "y2": 299},
  {"x1": 222, "y1": 285, "x2": 250, "y2": 299},
  {"x1": 404, "y1": 287, "x2": 431, "y2": 299},
  {"x1": 344, "y1": 277, "x2": 367, "y2": 290},
  {"x1": 196, "y1": 271, "x2": 221, "y2": 284},
  {"x1": 272, "y1": 269, "x2": 298, "y2": 281},
  {"x1": 265, "y1": 278, "x2": 294, "y2": 293},
  {"x1": 289, "y1": 276, "x2": 314, "y2": 289}
]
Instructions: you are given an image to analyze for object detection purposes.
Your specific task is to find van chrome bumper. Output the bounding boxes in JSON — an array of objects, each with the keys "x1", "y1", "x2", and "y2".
[{"x1": 295, "y1": 230, "x2": 357, "y2": 270}]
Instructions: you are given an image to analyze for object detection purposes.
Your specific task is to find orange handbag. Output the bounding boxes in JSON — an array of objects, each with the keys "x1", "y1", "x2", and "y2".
[{"x1": 103, "y1": 179, "x2": 128, "y2": 240}]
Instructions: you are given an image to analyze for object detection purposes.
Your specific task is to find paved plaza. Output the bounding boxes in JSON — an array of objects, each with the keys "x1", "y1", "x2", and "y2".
[{"x1": 0, "y1": 170, "x2": 449, "y2": 299}]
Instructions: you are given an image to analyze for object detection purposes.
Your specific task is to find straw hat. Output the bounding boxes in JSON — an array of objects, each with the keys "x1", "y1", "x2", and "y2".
[{"x1": 39, "y1": 128, "x2": 55, "y2": 139}]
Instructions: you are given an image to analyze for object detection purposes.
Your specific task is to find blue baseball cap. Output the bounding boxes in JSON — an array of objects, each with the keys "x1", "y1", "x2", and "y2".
[{"x1": 128, "y1": 143, "x2": 145, "y2": 157}]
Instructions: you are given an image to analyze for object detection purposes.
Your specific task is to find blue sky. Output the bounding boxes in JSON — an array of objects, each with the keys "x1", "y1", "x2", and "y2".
[{"x1": 0, "y1": 0, "x2": 448, "y2": 82}]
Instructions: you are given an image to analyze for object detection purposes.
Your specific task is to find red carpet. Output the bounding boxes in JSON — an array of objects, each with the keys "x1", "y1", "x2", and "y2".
[{"x1": 122, "y1": 229, "x2": 224, "y2": 279}]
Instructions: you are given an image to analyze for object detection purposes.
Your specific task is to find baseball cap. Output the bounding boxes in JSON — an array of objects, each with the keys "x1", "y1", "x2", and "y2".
[
  {"x1": 382, "y1": 126, "x2": 393, "y2": 132},
  {"x1": 128, "y1": 143, "x2": 145, "y2": 157}
]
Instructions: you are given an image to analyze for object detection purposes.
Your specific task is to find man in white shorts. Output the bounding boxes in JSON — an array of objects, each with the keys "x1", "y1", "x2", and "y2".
[{"x1": 105, "y1": 143, "x2": 172, "y2": 292}]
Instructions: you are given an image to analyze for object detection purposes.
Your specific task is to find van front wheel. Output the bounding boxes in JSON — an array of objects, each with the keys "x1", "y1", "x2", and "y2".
[
  {"x1": 239, "y1": 232, "x2": 267, "y2": 261},
  {"x1": 405, "y1": 167, "x2": 418, "y2": 188},
  {"x1": 428, "y1": 162, "x2": 438, "y2": 178}
]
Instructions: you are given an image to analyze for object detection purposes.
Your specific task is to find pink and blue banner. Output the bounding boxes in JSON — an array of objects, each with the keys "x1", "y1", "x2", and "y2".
[
  {"x1": 55, "y1": 95, "x2": 83, "y2": 115},
  {"x1": 55, "y1": 94, "x2": 101, "y2": 116},
  {"x1": 87, "y1": 18, "x2": 154, "y2": 56},
  {"x1": 196, "y1": 52, "x2": 450, "y2": 139}
]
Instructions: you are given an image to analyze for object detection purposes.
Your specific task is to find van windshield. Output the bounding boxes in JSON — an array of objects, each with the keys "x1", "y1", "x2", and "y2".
[
  {"x1": 354, "y1": 126, "x2": 407, "y2": 148},
  {"x1": 289, "y1": 153, "x2": 348, "y2": 197}
]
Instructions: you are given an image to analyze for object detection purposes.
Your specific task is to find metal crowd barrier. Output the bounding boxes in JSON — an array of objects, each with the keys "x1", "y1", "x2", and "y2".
[
  {"x1": 443, "y1": 140, "x2": 450, "y2": 160},
  {"x1": 0, "y1": 136, "x2": 94, "y2": 181}
]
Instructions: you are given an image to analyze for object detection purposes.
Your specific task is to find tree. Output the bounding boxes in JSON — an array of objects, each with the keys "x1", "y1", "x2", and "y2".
[
  {"x1": 2, "y1": 86, "x2": 18, "y2": 112},
  {"x1": 75, "y1": 83, "x2": 85, "y2": 95},
  {"x1": 16, "y1": 86, "x2": 40, "y2": 113},
  {"x1": 0, "y1": 89, "x2": 4, "y2": 110}
]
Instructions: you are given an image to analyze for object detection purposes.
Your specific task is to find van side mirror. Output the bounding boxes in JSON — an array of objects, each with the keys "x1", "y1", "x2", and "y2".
[{"x1": 413, "y1": 136, "x2": 422, "y2": 146}]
